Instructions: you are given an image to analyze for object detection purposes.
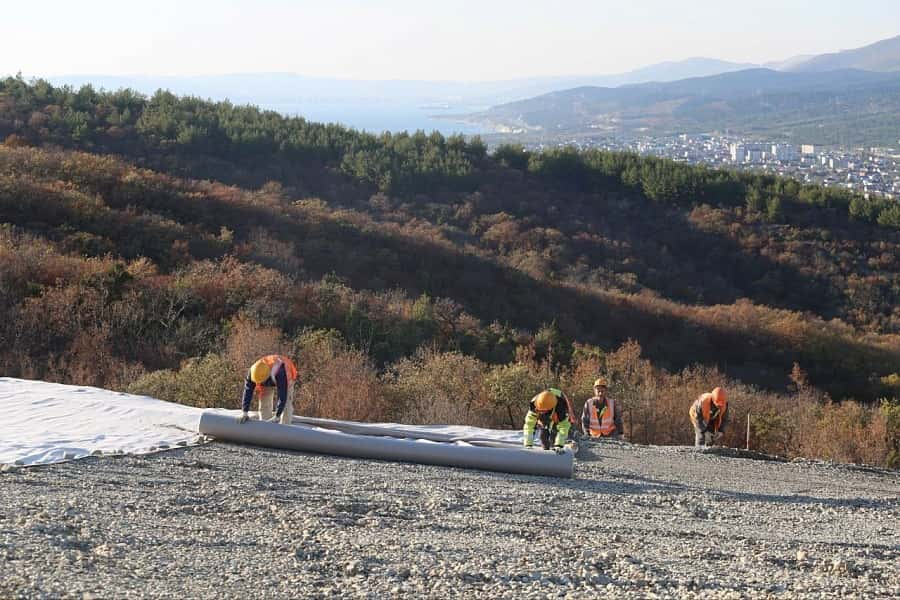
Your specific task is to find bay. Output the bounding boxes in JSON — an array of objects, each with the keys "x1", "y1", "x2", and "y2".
[{"x1": 261, "y1": 101, "x2": 488, "y2": 136}]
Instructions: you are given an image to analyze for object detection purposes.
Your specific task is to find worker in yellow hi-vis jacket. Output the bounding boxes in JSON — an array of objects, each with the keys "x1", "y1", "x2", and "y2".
[{"x1": 523, "y1": 388, "x2": 572, "y2": 453}]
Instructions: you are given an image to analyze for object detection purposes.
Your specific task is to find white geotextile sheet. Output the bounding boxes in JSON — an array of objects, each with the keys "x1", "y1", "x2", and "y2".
[
  {"x1": 0, "y1": 377, "x2": 204, "y2": 466},
  {"x1": 0, "y1": 377, "x2": 530, "y2": 468}
]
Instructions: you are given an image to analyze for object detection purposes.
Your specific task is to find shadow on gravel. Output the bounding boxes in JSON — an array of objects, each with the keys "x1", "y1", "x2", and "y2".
[
  {"x1": 542, "y1": 469, "x2": 900, "y2": 512},
  {"x1": 700, "y1": 447, "x2": 788, "y2": 462},
  {"x1": 707, "y1": 490, "x2": 899, "y2": 511}
]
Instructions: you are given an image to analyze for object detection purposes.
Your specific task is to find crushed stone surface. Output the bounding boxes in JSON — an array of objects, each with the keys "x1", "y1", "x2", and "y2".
[{"x1": 1, "y1": 439, "x2": 898, "y2": 598}]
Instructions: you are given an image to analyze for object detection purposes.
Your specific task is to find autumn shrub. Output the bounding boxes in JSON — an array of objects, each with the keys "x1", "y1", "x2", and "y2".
[
  {"x1": 388, "y1": 348, "x2": 490, "y2": 426},
  {"x1": 289, "y1": 328, "x2": 390, "y2": 422},
  {"x1": 484, "y1": 362, "x2": 547, "y2": 428},
  {"x1": 126, "y1": 369, "x2": 179, "y2": 401},
  {"x1": 300, "y1": 348, "x2": 386, "y2": 422},
  {"x1": 174, "y1": 354, "x2": 243, "y2": 408},
  {"x1": 797, "y1": 401, "x2": 890, "y2": 466},
  {"x1": 224, "y1": 315, "x2": 288, "y2": 373},
  {"x1": 3, "y1": 134, "x2": 29, "y2": 148},
  {"x1": 128, "y1": 354, "x2": 242, "y2": 408},
  {"x1": 881, "y1": 399, "x2": 900, "y2": 469},
  {"x1": 50, "y1": 324, "x2": 138, "y2": 389},
  {"x1": 881, "y1": 373, "x2": 900, "y2": 400},
  {"x1": 601, "y1": 340, "x2": 663, "y2": 443},
  {"x1": 748, "y1": 404, "x2": 801, "y2": 457},
  {"x1": 559, "y1": 345, "x2": 603, "y2": 403}
]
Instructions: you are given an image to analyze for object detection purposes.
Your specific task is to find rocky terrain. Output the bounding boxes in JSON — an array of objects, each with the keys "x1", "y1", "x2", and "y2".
[{"x1": 1, "y1": 439, "x2": 898, "y2": 598}]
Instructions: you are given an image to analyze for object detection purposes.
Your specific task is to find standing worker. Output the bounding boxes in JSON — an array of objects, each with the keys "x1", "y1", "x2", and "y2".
[
  {"x1": 237, "y1": 354, "x2": 298, "y2": 425},
  {"x1": 689, "y1": 387, "x2": 728, "y2": 447},
  {"x1": 581, "y1": 377, "x2": 624, "y2": 439},
  {"x1": 523, "y1": 388, "x2": 572, "y2": 452}
]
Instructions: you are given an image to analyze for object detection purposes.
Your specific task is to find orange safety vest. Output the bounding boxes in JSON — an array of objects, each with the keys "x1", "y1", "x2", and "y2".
[
  {"x1": 256, "y1": 354, "x2": 298, "y2": 391},
  {"x1": 587, "y1": 397, "x2": 617, "y2": 437},
  {"x1": 689, "y1": 393, "x2": 725, "y2": 431}
]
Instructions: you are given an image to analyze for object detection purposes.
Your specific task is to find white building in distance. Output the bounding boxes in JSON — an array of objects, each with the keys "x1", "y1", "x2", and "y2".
[{"x1": 771, "y1": 144, "x2": 798, "y2": 162}]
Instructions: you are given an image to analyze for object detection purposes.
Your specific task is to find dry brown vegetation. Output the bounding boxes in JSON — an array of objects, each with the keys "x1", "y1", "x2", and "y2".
[{"x1": 1, "y1": 80, "x2": 899, "y2": 468}]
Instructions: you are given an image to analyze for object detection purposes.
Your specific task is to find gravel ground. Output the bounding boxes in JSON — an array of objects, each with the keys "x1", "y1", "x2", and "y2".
[{"x1": 1, "y1": 439, "x2": 898, "y2": 599}]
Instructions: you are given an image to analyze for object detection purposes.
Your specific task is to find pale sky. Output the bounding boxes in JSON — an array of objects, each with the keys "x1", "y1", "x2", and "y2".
[{"x1": 3, "y1": 0, "x2": 898, "y2": 81}]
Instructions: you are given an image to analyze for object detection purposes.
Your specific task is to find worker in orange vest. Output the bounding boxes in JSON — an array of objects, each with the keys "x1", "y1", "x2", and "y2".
[
  {"x1": 689, "y1": 387, "x2": 728, "y2": 447},
  {"x1": 236, "y1": 354, "x2": 299, "y2": 425},
  {"x1": 523, "y1": 388, "x2": 572, "y2": 452},
  {"x1": 581, "y1": 377, "x2": 624, "y2": 439}
]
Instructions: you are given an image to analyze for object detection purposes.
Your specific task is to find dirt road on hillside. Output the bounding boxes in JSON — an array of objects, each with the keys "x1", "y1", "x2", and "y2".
[{"x1": 1, "y1": 440, "x2": 898, "y2": 598}]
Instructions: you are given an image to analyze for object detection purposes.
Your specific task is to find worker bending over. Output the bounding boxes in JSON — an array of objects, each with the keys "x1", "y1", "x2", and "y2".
[
  {"x1": 523, "y1": 388, "x2": 572, "y2": 452},
  {"x1": 689, "y1": 387, "x2": 728, "y2": 447},
  {"x1": 237, "y1": 354, "x2": 298, "y2": 425},
  {"x1": 581, "y1": 377, "x2": 624, "y2": 439}
]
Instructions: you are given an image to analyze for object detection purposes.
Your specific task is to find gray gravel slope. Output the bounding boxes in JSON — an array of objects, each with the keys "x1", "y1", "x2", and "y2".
[{"x1": 1, "y1": 439, "x2": 898, "y2": 599}]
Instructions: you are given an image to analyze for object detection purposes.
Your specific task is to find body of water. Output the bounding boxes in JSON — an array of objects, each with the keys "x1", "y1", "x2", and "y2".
[{"x1": 261, "y1": 102, "x2": 489, "y2": 136}]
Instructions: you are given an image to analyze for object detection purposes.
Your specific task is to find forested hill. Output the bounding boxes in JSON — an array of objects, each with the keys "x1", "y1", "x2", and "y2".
[
  {"x1": 1, "y1": 76, "x2": 899, "y2": 408},
  {"x1": 470, "y1": 68, "x2": 900, "y2": 145}
]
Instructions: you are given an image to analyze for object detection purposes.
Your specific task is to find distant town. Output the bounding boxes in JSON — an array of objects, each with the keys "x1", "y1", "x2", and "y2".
[{"x1": 516, "y1": 134, "x2": 900, "y2": 200}]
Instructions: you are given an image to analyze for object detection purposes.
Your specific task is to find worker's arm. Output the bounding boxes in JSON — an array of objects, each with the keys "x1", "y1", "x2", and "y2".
[
  {"x1": 273, "y1": 367, "x2": 289, "y2": 418},
  {"x1": 692, "y1": 401, "x2": 708, "y2": 432},
  {"x1": 554, "y1": 419, "x2": 571, "y2": 448},
  {"x1": 717, "y1": 407, "x2": 728, "y2": 434},
  {"x1": 581, "y1": 400, "x2": 592, "y2": 435},
  {"x1": 240, "y1": 375, "x2": 254, "y2": 413},
  {"x1": 523, "y1": 411, "x2": 538, "y2": 447}
]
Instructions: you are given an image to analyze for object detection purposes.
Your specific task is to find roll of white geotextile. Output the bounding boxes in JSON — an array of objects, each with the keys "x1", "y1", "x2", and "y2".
[
  {"x1": 198, "y1": 411, "x2": 573, "y2": 478},
  {"x1": 290, "y1": 415, "x2": 521, "y2": 448}
]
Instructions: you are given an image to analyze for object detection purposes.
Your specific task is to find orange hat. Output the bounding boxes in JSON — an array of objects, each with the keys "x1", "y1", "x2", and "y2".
[
  {"x1": 711, "y1": 387, "x2": 727, "y2": 407},
  {"x1": 533, "y1": 391, "x2": 558, "y2": 412}
]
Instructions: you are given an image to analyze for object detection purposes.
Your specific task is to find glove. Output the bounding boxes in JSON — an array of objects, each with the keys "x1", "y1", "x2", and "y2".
[
  {"x1": 714, "y1": 431, "x2": 724, "y2": 442},
  {"x1": 703, "y1": 432, "x2": 714, "y2": 445},
  {"x1": 268, "y1": 414, "x2": 281, "y2": 423},
  {"x1": 553, "y1": 446, "x2": 565, "y2": 454},
  {"x1": 236, "y1": 412, "x2": 249, "y2": 424}
]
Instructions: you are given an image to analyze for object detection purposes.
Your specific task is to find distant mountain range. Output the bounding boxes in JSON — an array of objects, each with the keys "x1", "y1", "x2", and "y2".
[
  {"x1": 788, "y1": 34, "x2": 900, "y2": 72},
  {"x1": 44, "y1": 58, "x2": 758, "y2": 108},
  {"x1": 467, "y1": 35, "x2": 900, "y2": 145},
  {"x1": 29, "y1": 33, "x2": 900, "y2": 145},
  {"x1": 42, "y1": 43, "x2": 871, "y2": 108}
]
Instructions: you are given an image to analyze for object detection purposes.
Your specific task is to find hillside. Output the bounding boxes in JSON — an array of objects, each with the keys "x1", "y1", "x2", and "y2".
[
  {"x1": 2, "y1": 440, "x2": 898, "y2": 598},
  {"x1": 470, "y1": 68, "x2": 900, "y2": 145},
  {"x1": 789, "y1": 34, "x2": 900, "y2": 73},
  {"x1": 1, "y1": 76, "x2": 899, "y2": 465}
]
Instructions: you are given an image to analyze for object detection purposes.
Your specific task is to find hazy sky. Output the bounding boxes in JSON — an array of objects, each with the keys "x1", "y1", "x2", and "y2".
[{"x1": 3, "y1": 0, "x2": 898, "y2": 80}]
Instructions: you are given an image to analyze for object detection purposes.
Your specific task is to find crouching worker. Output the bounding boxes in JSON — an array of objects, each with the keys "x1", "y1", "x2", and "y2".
[
  {"x1": 523, "y1": 389, "x2": 571, "y2": 453},
  {"x1": 581, "y1": 377, "x2": 624, "y2": 439},
  {"x1": 689, "y1": 387, "x2": 728, "y2": 447},
  {"x1": 236, "y1": 355, "x2": 298, "y2": 425}
]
